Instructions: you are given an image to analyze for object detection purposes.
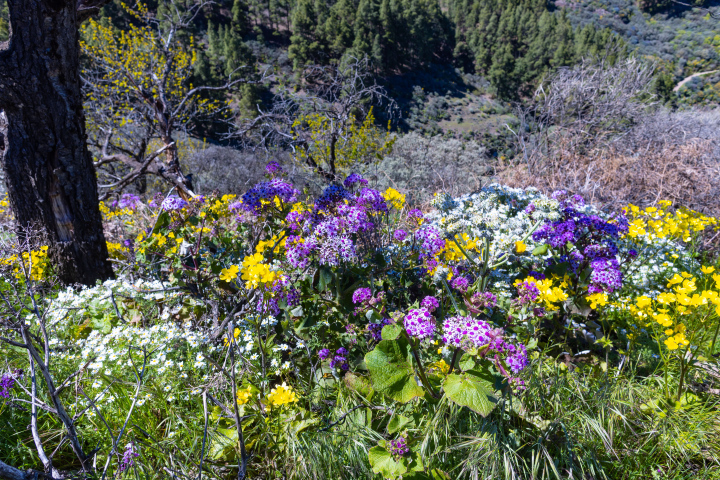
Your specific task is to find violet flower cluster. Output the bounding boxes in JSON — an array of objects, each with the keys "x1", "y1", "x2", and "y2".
[
  {"x1": 161, "y1": 195, "x2": 188, "y2": 211},
  {"x1": 442, "y1": 316, "x2": 528, "y2": 374},
  {"x1": 404, "y1": 308, "x2": 436, "y2": 340},
  {"x1": 465, "y1": 291, "x2": 498, "y2": 314},
  {"x1": 0, "y1": 370, "x2": 21, "y2": 398},
  {"x1": 515, "y1": 280, "x2": 540, "y2": 305},
  {"x1": 118, "y1": 443, "x2": 140, "y2": 473},
  {"x1": 367, "y1": 319, "x2": 393, "y2": 342},
  {"x1": 263, "y1": 277, "x2": 300, "y2": 317},
  {"x1": 283, "y1": 174, "x2": 390, "y2": 268},
  {"x1": 319, "y1": 347, "x2": 350, "y2": 371},
  {"x1": 451, "y1": 276, "x2": 470, "y2": 293},
  {"x1": 113, "y1": 193, "x2": 141, "y2": 210},
  {"x1": 415, "y1": 225, "x2": 445, "y2": 269},
  {"x1": 388, "y1": 436, "x2": 410, "y2": 458},
  {"x1": 420, "y1": 296, "x2": 440, "y2": 312},
  {"x1": 235, "y1": 179, "x2": 299, "y2": 215},
  {"x1": 532, "y1": 192, "x2": 629, "y2": 293}
]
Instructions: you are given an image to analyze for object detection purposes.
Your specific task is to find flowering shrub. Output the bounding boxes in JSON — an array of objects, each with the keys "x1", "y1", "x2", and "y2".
[{"x1": 1, "y1": 166, "x2": 719, "y2": 480}]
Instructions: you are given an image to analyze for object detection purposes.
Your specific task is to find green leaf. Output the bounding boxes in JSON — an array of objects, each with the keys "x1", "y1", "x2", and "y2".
[
  {"x1": 90, "y1": 314, "x2": 113, "y2": 335},
  {"x1": 365, "y1": 339, "x2": 424, "y2": 403},
  {"x1": 387, "y1": 414, "x2": 412, "y2": 434},
  {"x1": 381, "y1": 324, "x2": 403, "y2": 340},
  {"x1": 208, "y1": 427, "x2": 238, "y2": 461},
  {"x1": 318, "y1": 267, "x2": 333, "y2": 292},
  {"x1": 531, "y1": 244, "x2": 548, "y2": 256},
  {"x1": 457, "y1": 354, "x2": 476, "y2": 371},
  {"x1": 368, "y1": 446, "x2": 407, "y2": 479},
  {"x1": 443, "y1": 373, "x2": 497, "y2": 416}
]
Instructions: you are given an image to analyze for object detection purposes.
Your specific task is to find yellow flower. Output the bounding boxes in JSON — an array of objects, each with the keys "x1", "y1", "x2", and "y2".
[
  {"x1": 664, "y1": 337, "x2": 679, "y2": 350},
  {"x1": 657, "y1": 292, "x2": 676, "y2": 304},
  {"x1": 382, "y1": 187, "x2": 406, "y2": 210},
  {"x1": 267, "y1": 383, "x2": 298, "y2": 407},
  {"x1": 237, "y1": 385, "x2": 253, "y2": 405},
  {"x1": 701, "y1": 265, "x2": 716, "y2": 274},
  {"x1": 515, "y1": 241, "x2": 527, "y2": 254},
  {"x1": 587, "y1": 292, "x2": 608, "y2": 309},
  {"x1": 220, "y1": 265, "x2": 240, "y2": 282},
  {"x1": 636, "y1": 296, "x2": 652, "y2": 309}
]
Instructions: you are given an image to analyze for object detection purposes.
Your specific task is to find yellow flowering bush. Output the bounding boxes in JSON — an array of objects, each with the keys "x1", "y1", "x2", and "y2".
[
  {"x1": 1, "y1": 246, "x2": 50, "y2": 282},
  {"x1": 625, "y1": 201, "x2": 717, "y2": 243}
]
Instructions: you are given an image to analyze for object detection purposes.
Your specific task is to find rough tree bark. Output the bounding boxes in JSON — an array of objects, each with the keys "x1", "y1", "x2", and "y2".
[{"x1": 0, "y1": 0, "x2": 114, "y2": 285}]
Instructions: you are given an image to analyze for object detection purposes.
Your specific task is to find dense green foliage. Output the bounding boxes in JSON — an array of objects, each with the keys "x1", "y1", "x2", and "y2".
[{"x1": 448, "y1": 0, "x2": 622, "y2": 97}]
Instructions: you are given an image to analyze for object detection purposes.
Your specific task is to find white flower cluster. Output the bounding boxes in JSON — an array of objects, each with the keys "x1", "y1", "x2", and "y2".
[
  {"x1": 46, "y1": 277, "x2": 181, "y2": 326},
  {"x1": 427, "y1": 184, "x2": 700, "y2": 296},
  {"x1": 428, "y1": 184, "x2": 572, "y2": 262}
]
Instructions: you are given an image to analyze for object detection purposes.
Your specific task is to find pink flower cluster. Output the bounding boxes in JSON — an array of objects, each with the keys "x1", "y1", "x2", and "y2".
[{"x1": 404, "y1": 308, "x2": 436, "y2": 340}]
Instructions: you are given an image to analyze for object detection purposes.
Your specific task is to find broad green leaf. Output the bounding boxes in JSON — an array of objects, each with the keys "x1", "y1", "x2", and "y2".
[
  {"x1": 531, "y1": 244, "x2": 548, "y2": 256},
  {"x1": 443, "y1": 373, "x2": 497, "y2": 416},
  {"x1": 457, "y1": 354, "x2": 476, "y2": 371},
  {"x1": 387, "y1": 414, "x2": 412, "y2": 434},
  {"x1": 368, "y1": 446, "x2": 407, "y2": 479},
  {"x1": 381, "y1": 324, "x2": 403, "y2": 340},
  {"x1": 365, "y1": 339, "x2": 424, "y2": 403}
]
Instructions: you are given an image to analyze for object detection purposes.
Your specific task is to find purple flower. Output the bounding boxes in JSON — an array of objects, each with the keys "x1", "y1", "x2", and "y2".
[
  {"x1": 315, "y1": 184, "x2": 354, "y2": 211},
  {"x1": 285, "y1": 236, "x2": 316, "y2": 269},
  {"x1": 353, "y1": 287, "x2": 372, "y2": 305},
  {"x1": 318, "y1": 349, "x2": 331, "y2": 360},
  {"x1": 524, "y1": 203, "x2": 536, "y2": 214},
  {"x1": 468, "y1": 291, "x2": 497, "y2": 310},
  {"x1": 343, "y1": 173, "x2": 368, "y2": 188},
  {"x1": 451, "y1": 276, "x2": 470, "y2": 293},
  {"x1": 551, "y1": 190, "x2": 568, "y2": 202},
  {"x1": 265, "y1": 161, "x2": 282, "y2": 175},
  {"x1": 318, "y1": 235, "x2": 357, "y2": 266},
  {"x1": 420, "y1": 296, "x2": 440, "y2": 312},
  {"x1": 0, "y1": 372, "x2": 19, "y2": 398},
  {"x1": 241, "y1": 179, "x2": 299, "y2": 214},
  {"x1": 570, "y1": 194, "x2": 585, "y2": 206},
  {"x1": 118, "y1": 193, "x2": 141, "y2": 210},
  {"x1": 442, "y1": 316, "x2": 502, "y2": 351},
  {"x1": 393, "y1": 229, "x2": 408, "y2": 242},
  {"x1": 407, "y1": 209, "x2": 424, "y2": 220},
  {"x1": 336, "y1": 347, "x2": 348, "y2": 356},
  {"x1": 161, "y1": 195, "x2": 188, "y2": 211},
  {"x1": 118, "y1": 443, "x2": 139, "y2": 473},
  {"x1": 415, "y1": 226, "x2": 445, "y2": 258},
  {"x1": 368, "y1": 319, "x2": 392, "y2": 342},
  {"x1": 516, "y1": 280, "x2": 540, "y2": 305},
  {"x1": 505, "y1": 343, "x2": 529, "y2": 373},
  {"x1": 404, "y1": 308, "x2": 436, "y2": 340},
  {"x1": 388, "y1": 436, "x2": 410, "y2": 458},
  {"x1": 330, "y1": 354, "x2": 349, "y2": 371},
  {"x1": 356, "y1": 188, "x2": 388, "y2": 213}
]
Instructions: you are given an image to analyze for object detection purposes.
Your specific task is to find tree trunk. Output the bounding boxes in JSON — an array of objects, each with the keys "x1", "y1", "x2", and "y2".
[{"x1": 0, "y1": 0, "x2": 114, "y2": 285}]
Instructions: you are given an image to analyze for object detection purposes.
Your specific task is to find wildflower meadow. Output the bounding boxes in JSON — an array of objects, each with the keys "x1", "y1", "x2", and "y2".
[{"x1": 1, "y1": 164, "x2": 719, "y2": 479}]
